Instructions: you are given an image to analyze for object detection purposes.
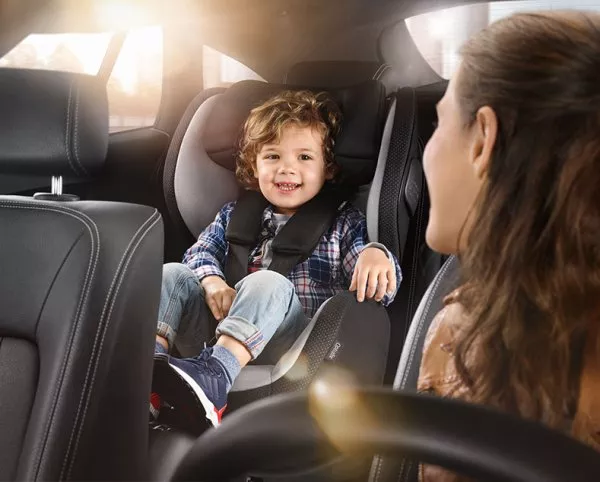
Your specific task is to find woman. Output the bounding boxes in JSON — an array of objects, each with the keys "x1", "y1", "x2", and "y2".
[{"x1": 419, "y1": 10, "x2": 600, "y2": 480}]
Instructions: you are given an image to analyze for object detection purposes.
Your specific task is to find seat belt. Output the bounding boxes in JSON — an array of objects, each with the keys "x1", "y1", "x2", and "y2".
[{"x1": 225, "y1": 186, "x2": 351, "y2": 286}]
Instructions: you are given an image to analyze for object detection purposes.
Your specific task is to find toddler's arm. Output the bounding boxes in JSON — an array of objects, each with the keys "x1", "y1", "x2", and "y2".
[{"x1": 182, "y1": 202, "x2": 235, "y2": 283}]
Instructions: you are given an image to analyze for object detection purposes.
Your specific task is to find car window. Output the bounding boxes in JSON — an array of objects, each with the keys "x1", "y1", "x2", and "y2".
[
  {"x1": 0, "y1": 32, "x2": 112, "y2": 74},
  {"x1": 0, "y1": 26, "x2": 163, "y2": 133},
  {"x1": 405, "y1": 1, "x2": 600, "y2": 79},
  {"x1": 203, "y1": 46, "x2": 265, "y2": 88},
  {"x1": 108, "y1": 27, "x2": 163, "y2": 132}
]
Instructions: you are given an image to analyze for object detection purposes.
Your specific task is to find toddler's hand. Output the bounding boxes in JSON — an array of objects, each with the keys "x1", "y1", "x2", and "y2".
[
  {"x1": 349, "y1": 247, "x2": 396, "y2": 302},
  {"x1": 201, "y1": 275, "x2": 236, "y2": 321}
]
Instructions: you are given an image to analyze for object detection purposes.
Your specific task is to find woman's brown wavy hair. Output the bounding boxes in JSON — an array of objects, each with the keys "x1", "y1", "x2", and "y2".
[
  {"x1": 236, "y1": 90, "x2": 342, "y2": 190},
  {"x1": 455, "y1": 11, "x2": 600, "y2": 428}
]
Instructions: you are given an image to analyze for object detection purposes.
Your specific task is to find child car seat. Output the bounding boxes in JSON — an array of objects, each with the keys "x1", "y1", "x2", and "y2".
[{"x1": 160, "y1": 80, "x2": 391, "y2": 419}]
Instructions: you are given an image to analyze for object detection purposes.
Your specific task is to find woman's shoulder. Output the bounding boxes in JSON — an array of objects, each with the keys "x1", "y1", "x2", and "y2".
[
  {"x1": 572, "y1": 324, "x2": 600, "y2": 451},
  {"x1": 418, "y1": 289, "x2": 468, "y2": 395},
  {"x1": 424, "y1": 289, "x2": 465, "y2": 345}
]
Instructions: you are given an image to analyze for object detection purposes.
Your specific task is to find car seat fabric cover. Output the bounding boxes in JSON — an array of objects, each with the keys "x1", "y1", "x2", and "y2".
[
  {"x1": 228, "y1": 290, "x2": 390, "y2": 408},
  {"x1": 164, "y1": 79, "x2": 390, "y2": 407},
  {"x1": 0, "y1": 69, "x2": 164, "y2": 481}
]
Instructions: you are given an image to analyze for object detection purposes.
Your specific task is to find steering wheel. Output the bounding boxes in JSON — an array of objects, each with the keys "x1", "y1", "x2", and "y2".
[{"x1": 171, "y1": 387, "x2": 600, "y2": 482}]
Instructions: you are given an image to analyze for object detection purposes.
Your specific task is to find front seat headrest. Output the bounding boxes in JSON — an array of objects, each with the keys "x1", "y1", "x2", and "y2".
[
  {"x1": 201, "y1": 79, "x2": 386, "y2": 186},
  {"x1": 0, "y1": 68, "x2": 109, "y2": 177}
]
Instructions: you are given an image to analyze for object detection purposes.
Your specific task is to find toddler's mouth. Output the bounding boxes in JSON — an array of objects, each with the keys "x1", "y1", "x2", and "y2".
[{"x1": 275, "y1": 182, "x2": 301, "y2": 192}]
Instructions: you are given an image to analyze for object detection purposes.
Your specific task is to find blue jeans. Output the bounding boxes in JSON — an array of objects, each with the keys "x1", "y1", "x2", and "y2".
[{"x1": 156, "y1": 263, "x2": 310, "y2": 362}]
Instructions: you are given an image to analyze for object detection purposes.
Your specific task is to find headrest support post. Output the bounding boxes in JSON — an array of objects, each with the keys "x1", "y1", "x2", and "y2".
[
  {"x1": 33, "y1": 175, "x2": 79, "y2": 202},
  {"x1": 52, "y1": 176, "x2": 63, "y2": 196}
]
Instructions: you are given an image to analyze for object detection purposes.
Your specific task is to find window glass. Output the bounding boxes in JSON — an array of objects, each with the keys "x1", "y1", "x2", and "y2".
[
  {"x1": 405, "y1": 1, "x2": 600, "y2": 79},
  {"x1": 203, "y1": 46, "x2": 265, "y2": 88},
  {"x1": 108, "y1": 26, "x2": 163, "y2": 132},
  {"x1": 0, "y1": 33, "x2": 111, "y2": 73},
  {"x1": 0, "y1": 27, "x2": 164, "y2": 133}
]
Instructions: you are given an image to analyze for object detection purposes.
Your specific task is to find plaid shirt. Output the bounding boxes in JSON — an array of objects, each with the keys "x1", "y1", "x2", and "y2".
[{"x1": 182, "y1": 201, "x2": 402, "y2": 318}]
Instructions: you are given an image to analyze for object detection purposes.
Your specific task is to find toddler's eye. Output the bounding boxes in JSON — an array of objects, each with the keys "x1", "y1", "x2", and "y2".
[
  {"x1": 299, "y1": 154, "x2": 313, "y2": 161},
  {"x1": 264, "y1": 154, "x2": 279, "y2": 160},
  {"x1": 432, "y1": 120, "x2": 439, "y2": 129}
]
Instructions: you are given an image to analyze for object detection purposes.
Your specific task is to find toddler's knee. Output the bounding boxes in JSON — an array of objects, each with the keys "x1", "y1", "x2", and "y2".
[
  {"x1": 162, "y1": 262, "x2": 196, "y2": 284},
  {"x1": 238, "y1": 270, "x2": 293, "y2": 293}
]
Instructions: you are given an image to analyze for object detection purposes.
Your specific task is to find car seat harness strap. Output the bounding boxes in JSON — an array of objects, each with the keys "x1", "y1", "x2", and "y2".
[{"x1": 225, "y1": 186, "x2": 351, "y2": 285}]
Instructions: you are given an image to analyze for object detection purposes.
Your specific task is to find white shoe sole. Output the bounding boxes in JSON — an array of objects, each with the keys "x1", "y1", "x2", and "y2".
[{"x1": 169, "y1": 362, "x2": 221, "y2": 427}]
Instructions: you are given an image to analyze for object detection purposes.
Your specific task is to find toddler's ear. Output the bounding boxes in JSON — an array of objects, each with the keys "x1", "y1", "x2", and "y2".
[{"x1": 325, "y1": 163, "x2": 339, "y2": 180}]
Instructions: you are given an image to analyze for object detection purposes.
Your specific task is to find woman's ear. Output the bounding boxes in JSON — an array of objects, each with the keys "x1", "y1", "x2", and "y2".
[{"x1": 469, "y1": 106, "x2": 498, "y2": 179}]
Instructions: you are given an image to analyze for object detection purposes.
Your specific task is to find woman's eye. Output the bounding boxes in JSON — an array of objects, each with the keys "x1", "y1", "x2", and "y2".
[{"x1": 299, "y1": 154, "x2": 313, "y2": 161}]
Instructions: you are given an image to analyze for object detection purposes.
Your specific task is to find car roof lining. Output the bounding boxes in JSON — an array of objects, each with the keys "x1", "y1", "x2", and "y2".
[{"x1": 0, "y1": 0, "x2": 496, "y2": 80}]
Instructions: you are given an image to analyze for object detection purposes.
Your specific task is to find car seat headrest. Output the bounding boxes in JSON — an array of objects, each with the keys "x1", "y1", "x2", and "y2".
[
  {"x1": 0, "y1": 69, "x2": 109, "y2": 177},
  {"x1": 201, "y1": 80, "x2": 386, "y2": 186}
]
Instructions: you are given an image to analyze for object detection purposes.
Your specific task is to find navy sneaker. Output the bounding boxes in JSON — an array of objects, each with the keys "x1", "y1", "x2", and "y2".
[{"x1": 152, "y1": 348, "x2": 228, "y2": 429}]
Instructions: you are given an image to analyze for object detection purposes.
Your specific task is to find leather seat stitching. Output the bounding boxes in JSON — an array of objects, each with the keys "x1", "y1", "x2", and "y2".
[
  {"x1": 72, "y1": 85, "x2": 89, "y2": 177},
  {"x1": 63, "y1": 210, "x2": 161, "y2": 479},
  {"x1": 64, "y1": 81, "x2": 81, "y2": 177},
  {"x1": 0, "y1": 200, "x2": 99, "y2": 478}
]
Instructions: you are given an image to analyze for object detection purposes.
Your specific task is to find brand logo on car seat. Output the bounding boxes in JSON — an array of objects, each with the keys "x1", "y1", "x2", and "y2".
[{"x1": 327, "y1": 342, "x2": 342, "y2": 360}]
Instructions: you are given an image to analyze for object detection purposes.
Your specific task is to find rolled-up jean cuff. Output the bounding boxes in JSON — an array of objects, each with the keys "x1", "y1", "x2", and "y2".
[
  {"x1": 157, "y1": 321, "x2": 176, "y2": 347},
  {"x1": 216, "y1": 316, "x2": 265, "y2": 359}
]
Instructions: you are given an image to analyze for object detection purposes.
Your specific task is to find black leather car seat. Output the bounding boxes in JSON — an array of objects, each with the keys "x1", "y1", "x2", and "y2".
[
  {"x1": 0, "y1": 68, "x2": 164, "y2": 480},
  {"x1": 378, "y1": 82, "x2": 448, "y2": 383},
  {"x1": 369, "y1": 255, "x2": 460, "y2": 482}
]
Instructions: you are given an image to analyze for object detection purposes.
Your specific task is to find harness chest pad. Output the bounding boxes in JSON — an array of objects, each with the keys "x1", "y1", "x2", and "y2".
[{"x1": 225, "y1": 187, "x2": 352, "y2": 285}]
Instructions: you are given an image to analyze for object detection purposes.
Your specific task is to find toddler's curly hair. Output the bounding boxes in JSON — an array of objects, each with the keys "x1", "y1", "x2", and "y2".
[{"x1": 236, "y1": 90, "x2": 342, "y2": 189}]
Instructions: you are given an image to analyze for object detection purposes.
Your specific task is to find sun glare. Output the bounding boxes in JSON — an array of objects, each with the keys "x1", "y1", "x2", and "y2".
[
  {"x1": 91, "y1": 0, "x2": 155, "y2": 31},
  {"x1": 0, "y1": 26, "x2": 162, "y2": 92},
  {"x1": 113, "y1": 27, "x2": 163, "y2": 94},
  {"x1": 428, "y1": 12, "x2": 453, "y2": 40}
]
